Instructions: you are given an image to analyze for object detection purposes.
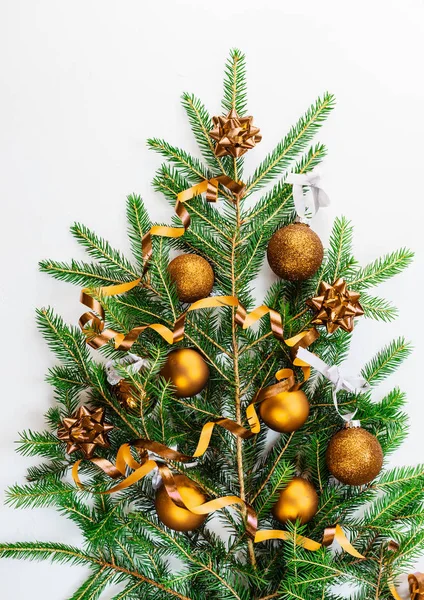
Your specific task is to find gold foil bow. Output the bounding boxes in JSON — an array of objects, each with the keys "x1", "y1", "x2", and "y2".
[
  {"x1": 57, "y1": 406, "x2": 114, "y2": 459},
  {"x1": 209, "y1": 109, "x2": 262, "y2": 158},
  {"x1": 307, "y1": 278, "x2": 364, "y2": 334}
]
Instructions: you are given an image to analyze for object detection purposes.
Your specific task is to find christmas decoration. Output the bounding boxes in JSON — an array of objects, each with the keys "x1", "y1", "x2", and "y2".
[
  {"x1": 160, "y1": 348, "x2": 210, "y2": 397},
  {"x1": 272, "y1": 477, "x2": 319, "y2": 524},
  {"x1": 168, "y1": 254, "x2": 214, "y2": 303},
  {"x1": 259, "y1": 389, "x2": 310, "y2": 433},
  {"x1": 106, "y1": 353, "x2": 148, "y2": 411},
  {"x1": 267, "y1": 223, "x2": 324, "y2": 281},
  {"x1": 286, "y1": 168, "x2": 330, "y2": 221},
  {"x1": 155, "y1": 474, "x2": 207, "y2": 532},
  {"x1": 307, "y1": 278, "x2": 364, "y2": 334},
  {"x1": 326, "y1": 424, "x2": 383, "y2": 486},
  {"x1": 57, "y1": 406, "x2": 114, "y2": 459},
  {"x1": 112, "y1": 379, "x2": 145, "y2": 410},
  {"x1": 209, "y1": 108, "x2": 261, "y2": 157}
]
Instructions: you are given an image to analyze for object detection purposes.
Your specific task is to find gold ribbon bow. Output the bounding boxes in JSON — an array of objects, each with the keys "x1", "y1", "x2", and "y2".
[{"x1": 307, "y1": 278, "x2": 364, "y2": 334}]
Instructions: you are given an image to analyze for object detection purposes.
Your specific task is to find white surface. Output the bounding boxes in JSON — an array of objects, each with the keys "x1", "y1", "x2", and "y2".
[{"x1": 1, "y1": 1, "x2": 423, "y2": 597}]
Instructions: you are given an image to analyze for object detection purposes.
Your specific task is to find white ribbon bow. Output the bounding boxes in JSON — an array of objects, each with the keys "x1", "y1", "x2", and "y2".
[
  {"x1": 286, "y1": 167, "x2": 330, "y2": 221},
  {"x1": 106, "y1": 353, "x2": 149, "y2": 386},
  {"x1": 296, "y1": 347, "x2": 370, "y2": 422}
]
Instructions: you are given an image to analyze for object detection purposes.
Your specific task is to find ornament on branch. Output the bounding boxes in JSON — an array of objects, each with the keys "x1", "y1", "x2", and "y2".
[
  {"x1": 267, "y1": 223, "x2": 324, "y2": 281},
  {"x1": 106, "y1": 353, "x2": 149, "y2": 411},
  {"x1": 155, "y1": 474, "x2": 207, "y2": 532},
  {"x1": 259, "y1": 389, "x2": 310, "y2": 433},
  {"x1": 286, "y1": 167, "x2": 330, "y2": 222},
  {"x1": 58, "y1": 406, "x2": 114, "y2": 459},
  {"x1": 209, "y1": 109, "x2": 261, "y2": 158},
  {"x1": 326, "y1": 423, "x2": 383, "y2": 486},
  {"x1": 307, "y1": 278, "x2": 364, "y2": 334},
  {"x1": 168, "y1": 254, "x2": 214, "y2": 303},
  {"x1": 160, "y1": 348, "x2": 209, "y2": 398},
  {"x1": 272, "y1": 477, "x2": 319, "y2": 525}
]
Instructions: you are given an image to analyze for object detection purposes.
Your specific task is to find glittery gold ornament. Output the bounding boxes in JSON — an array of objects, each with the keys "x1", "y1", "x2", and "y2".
[
  {"x1": 259, "y1": 389, "x2": 310, "y2": 433},
  {"x1": 160, "y1": 348, "x2": 209, "y2": 397},
  {"x1": 209, "y1": 109, "x2": 262, "y2": 158},
  {"x1": 307, "y1": 279, "x2": 364, "y2": 334},
  {"x1": 272, "y1": 477, "x2": 319, "y2": 525},
  {"x1": 168, "y1": 254, "x2": 214, "y2": 303},
  {"x1": 155, "y1": 474, "x2": 207, "y2": 532},
  {"x1": 57, "y1": 406, "x2": 114, "y2": 459},
  {"x1": 267, "y1": 223, "x2": 324, "y2": 281},
  {"x1": 112, "y1": 379, "x2": 146, "y2": 411},
  {"x1": 326, "y1": 425, "x2": 383, "y2": 486}
]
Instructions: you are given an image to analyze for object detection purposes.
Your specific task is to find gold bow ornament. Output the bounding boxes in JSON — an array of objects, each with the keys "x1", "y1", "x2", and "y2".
[{"x1": 307, "y1": 278, "x2": 364, "y2": 334}]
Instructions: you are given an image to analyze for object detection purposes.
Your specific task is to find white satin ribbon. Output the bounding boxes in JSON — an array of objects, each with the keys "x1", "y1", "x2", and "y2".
[
  {"x1": 296, "y1": 347, "x2": 370, "y2": 422},
  {"x1": 106, "y1": 353, "x2": 149, "y2": 386},
  {"x1": 286, "y1": 167, "x2": 330, "y2": 221}
]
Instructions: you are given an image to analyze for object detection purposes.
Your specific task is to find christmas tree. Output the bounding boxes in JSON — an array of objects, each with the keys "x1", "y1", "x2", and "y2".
[{"x1": 1, "y1": 49, "x2": 422, "y2": 600}]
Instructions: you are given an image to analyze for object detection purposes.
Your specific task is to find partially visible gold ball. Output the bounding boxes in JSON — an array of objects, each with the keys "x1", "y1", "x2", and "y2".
[
  {"x1": 273, "y1": 477, "x2": 319, "y2": 525},
  {"x1": 168, "y1": 254, "x2": 214, "y2": 303},
  {"x1": 160, "y1": 348, "x2": 210, "y2": 398},
  {"x1": 155, "y1": 474, "x2": 207, "y2": 532},
  {"x1": 259, "y1": 390, "x2": 310, "y2": 433},
  {"x1": 326, "y1": 427, "x2": 383, "y2": 486},
  {"x1": 267, "y1": 223, "x2": 324, "y2": 281}
]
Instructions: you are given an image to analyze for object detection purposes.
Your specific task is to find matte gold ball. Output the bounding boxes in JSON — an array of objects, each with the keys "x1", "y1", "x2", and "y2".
[
  {"x1": 326, "y1": 427, "x2": 383, "y2": 486},
  {"x1": 155, "y1": 474, "x2": 207, "y2": 532},
  {"x1": 259, "y1": 390, "x2": 310, "y2": 433},
  {"x1": 168, "y1": 254, "x2": 214, "y2": 303},
  {"x1": 160, "y1": 348, "x2": 210, "y2": 398},
  {"x1": 267, "y1": 223, "x2": 324, "y2": 281},
  {"x1": 273, "y1": 477, "x2": 319, "y2": 524}
]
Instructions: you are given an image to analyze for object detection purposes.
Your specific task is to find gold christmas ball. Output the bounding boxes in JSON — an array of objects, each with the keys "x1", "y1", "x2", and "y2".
[
  {"x1": 160, "y1": 348, "x2": 210, "y2": 398},
  {"x1": 267, "y1": 223, "x2": 324, "y2": 281},
  {"x1": 155, "y1": 474, "x2": 207, "y2": 532},
  {"x1": 326, "y1": 426, "x2": 383, "y2": 486},
  {"x1": 259, "y1": 390, "x2": 310, "y2": 433},
  {"x1": 168, "y1": 254, "x2": 214, "y2": 303},
  {"x1": 273, "y1": 477, "x2": 319, "y2": 525}
]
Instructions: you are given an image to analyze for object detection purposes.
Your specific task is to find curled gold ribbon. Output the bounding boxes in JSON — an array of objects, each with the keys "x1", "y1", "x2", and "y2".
[
  {"x1": 387, "y1": 540, "x2": 424, "y2": 599},
  {"x1": 254, "y1": 524, "x2": 364, "y2": 558}
]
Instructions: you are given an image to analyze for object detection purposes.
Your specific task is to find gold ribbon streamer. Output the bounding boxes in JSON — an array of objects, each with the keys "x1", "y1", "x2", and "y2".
[
  {"x1": 387, "y1": 540, "x2": 424, "y2": 599},
  {"x1": 254, "y1": 524, "x2": 364, "y2": 558}
]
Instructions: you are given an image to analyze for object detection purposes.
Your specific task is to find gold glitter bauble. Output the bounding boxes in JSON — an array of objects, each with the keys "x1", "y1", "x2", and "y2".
[
  {"x1": 160, "y1": 348, "x2": 210, "y2": 398},
  {"x1": 259, "y1": 390, "x2": 310, "y2": 433},
  {"x1": 168, "y1": 254, "x2": 214, "y2": 303},
  {"x1": 155, "y1": 474, "x2": 207, "y2": 532},
  {"x1": 326, "y1": 426, "x2": 383, "y2": 486},
  {"x1": 267, "y1": 223, "x2": 324, "y2": 281},
  {"x1": 272, "y1": 477, "x2": 319, "y2": 525}
]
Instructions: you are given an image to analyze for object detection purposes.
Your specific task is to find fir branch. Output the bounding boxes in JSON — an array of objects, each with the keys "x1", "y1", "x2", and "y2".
[
  {"x1": 126, "y1": 194, "x2": 151, "y2": 269},
  {"x1": 359, "y1": 293, "x2": 398, "y2": 322},
  {"x1": 348, "y1": 249, "x2": 414, "y2": 290},
  {"x1": 362, "y1": 338, "x2": 412, "y2": 386},
  {"x1": 222, "y1": 48, "x2": 248, "y2": 116},
  {"x1": 147, "y1": 138, "x2": 209, "y2": 182}
]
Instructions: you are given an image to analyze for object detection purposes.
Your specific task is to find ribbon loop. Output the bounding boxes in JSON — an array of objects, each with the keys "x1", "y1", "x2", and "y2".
[{"x1": 286, "y1": 167, "x2": 330, "y2": 222}]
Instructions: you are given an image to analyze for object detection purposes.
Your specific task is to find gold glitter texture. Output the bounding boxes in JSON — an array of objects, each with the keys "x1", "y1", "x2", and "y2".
[
  {"x1": 168, "y1": 254, "x2": 214, "y2": 303},
  {"x1": 267, "y1": 223, "x2": 324, "y2": 281},
  {"x1": 160, "y1": 348, "x2": 210, "y2": 398},
  {"x1": 326, "y1": 426, "x2": 383, "y2": 486},
  {"x1": 272, "y1": 477, "x2": 319, "y2": 524}
]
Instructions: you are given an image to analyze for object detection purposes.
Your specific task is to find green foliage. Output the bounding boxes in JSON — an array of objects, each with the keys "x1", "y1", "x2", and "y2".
[{"x1": 2, "y1": 50, "x2": 418, "y2": 600}]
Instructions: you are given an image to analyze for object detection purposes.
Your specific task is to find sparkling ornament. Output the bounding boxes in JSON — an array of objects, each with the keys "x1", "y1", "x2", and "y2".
[
  {"x1": 160, "y1": 348, "x2": 210, "y2": 397},
  {"x1": 112, "y1": 379, "x2": 146, "y2": 411},
  {"x1": 209, "y1": 109, "x2": 262, "y2": 158},
  {"x1": 155, "y1": 474, "x2": 207, "y2": 532},
  {"x1": 307, "y1": 278, "x2": 364, "y2": 334},
  {"x1": 326, "y1": 425, "x2": 383, "y2": 486},
  {"x1": 259, "y1": 389, "x2": 310, "y2": 433},
  {"x1": 168, "y1": 254, "x2": 214, "y2": 303},
  {"x1": 272, "y1": 477, "x2": 319, "y2": 525},
  {"x1": 57, "y1": 406, "x2": 114, "y2": 459},
  {"x1": 267, "y1": 223, "x2": 324, "y2": 281}
]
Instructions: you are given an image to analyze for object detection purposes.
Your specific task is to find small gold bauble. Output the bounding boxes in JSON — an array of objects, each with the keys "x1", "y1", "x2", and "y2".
[
  {"x1": 160, "y1": 348, "x2": 210, "y2": 398},
  {"x1": 267, "y1": 223, "x2": 324, "y2": 281},
  {"x1": 259, "y1": 390, "x2": 310, "y2": 433},
  {"x1": 168, "y1": 254, "x2": 214, "y2": 303},
  {"x1": 326, "y1": 426, "x2": 383, "y2": 486},
  {"x1": 155, "y1": 474, "x2": 207, "y2": 532},
  {"x1": 272, "y1": 477, "x2": 319, "y2": 525}
]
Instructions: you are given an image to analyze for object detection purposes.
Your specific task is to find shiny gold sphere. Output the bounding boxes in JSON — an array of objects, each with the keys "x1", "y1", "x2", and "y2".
[
  {"x1": 160, "y1": 348, "x2": 209, "y2": 398},
  {"x1": 168, "y1": 254, "x2": 214, "y2": 303},
  {"x1": 273, "y1": 477, "x2": 319, "y2": 524},
  {"x1": 259, "y1": 390, "x2": 310, "y2": 433},
  {"x1": 267, "y1": 223, "x2": 324, "y2": 281},
  {"x1": 326, "y1": 426, "x2": 383, "y2": 486},
  {"x1": 155, "y1": 474, "x2": 207, "y2": 532}
]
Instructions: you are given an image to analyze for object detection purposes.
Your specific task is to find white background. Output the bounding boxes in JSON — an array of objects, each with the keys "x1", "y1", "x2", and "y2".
[{"x1": 1, "y1": 1, "x2": 423, "y2": 598}]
